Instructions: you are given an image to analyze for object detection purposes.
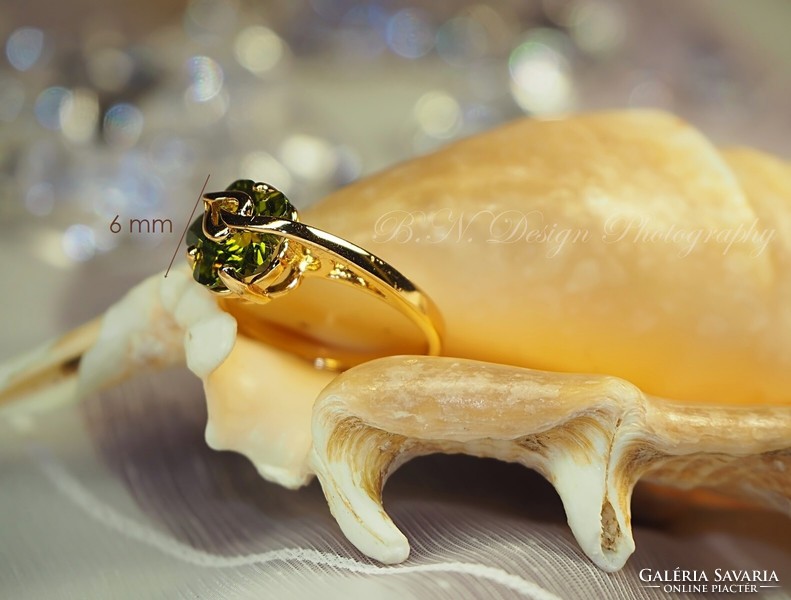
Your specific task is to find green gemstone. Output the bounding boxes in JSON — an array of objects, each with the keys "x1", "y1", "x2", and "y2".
[{"x1": 186, "y1": 180, "x2": 296, "y2": 291}]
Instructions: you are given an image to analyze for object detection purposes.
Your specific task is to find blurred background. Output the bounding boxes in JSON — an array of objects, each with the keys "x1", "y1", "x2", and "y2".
[
  {"x1": 0, "y1": 0, "x2": 791, "y2": 356},
  {"x1": 1, "y1": 0, "x2": 791, "y2": 350}
]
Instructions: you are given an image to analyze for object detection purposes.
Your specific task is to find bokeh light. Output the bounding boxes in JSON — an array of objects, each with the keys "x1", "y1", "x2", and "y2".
[
  {"x1": 386, "y1": 8, "x2": 434, "y2": 59},
  {"x1": 414, "y1": 91, "x2": 462, "y2": 138},
  {"x1": 62, "y1": 224, "x2": 97, "y2": 262},
  {"x1": 234, "y1": 26, "x2": 285, "y2": 75},
  {"x1": 60, "y1": 89, "x2": 99, "y2": 143},
  {"x1": 280, "y1": 134, "x2": 338, "y2": 181},
  {"x1": 187, "y1": 55, "x2": 224, "y2": 102},
  {"x1": 509, "y1": 29, "x2": 575, "y2": 115},
  {"x1": 0, "y1": 0, "x2": 786, "y2": 274},
  {"x1": 5, "y1": 27, "x2": 44, "y2": 71},
  {"x1": 34, "y1": 87, "x2": 71, "y2": 130},
  {"x1": 241, "y1": 151, "x2": 292, "y2": 194},
  {"x1": 103, "y1": 103, "x2": 144, "y2": 148}
]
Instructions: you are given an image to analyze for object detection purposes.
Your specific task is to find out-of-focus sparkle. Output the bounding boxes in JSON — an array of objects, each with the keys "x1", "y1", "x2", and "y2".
[
  {"x1": 509, "y1": 29, "x2": 575, "y2": 115},
  {"x1": 103, "y1": 103, "x2": 144, "y2": 148},
  {"x1": 234, "y1": 26, "x2": 285, "y2": 75},
  {"x1": 62, "y1": 224, "x2": 97, "y2": 262},
  {"x1": 414, "y1": 91, "x2": 462, "y2": 138},
  {"x1": 188, "y1": 55, "x2": 224, "y2": 102},
  {"x1": 35, "y1": 87, "x2": 72, "y2": 131},
  {"x1": 6, "y1": 27, "x2": 45, "y2": 71},
  {"x1": 241, "y1": 151, "x2": 292, "y2": 194},
  {"x1": 386, "y1": 8, "x2": 434, "y2": 59},
  {"x1": 34, "y1": 230, "x2": 73, "y2": 269},
  {"x1": 60, "y1": 88, "x2": 99, "y2": 143},
  {"x1": 280, "y1": 134, "x2": 338, "y2": 181}
]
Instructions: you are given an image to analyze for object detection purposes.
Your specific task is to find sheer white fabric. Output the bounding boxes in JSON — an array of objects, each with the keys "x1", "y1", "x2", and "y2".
[{"x1": 1, "y1": 369, "x2": 789, "y2": 600}]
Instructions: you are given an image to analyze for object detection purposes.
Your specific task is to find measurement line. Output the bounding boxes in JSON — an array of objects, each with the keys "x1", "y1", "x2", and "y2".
[{"x1": 164, "y1": 174, "x2": 210, "y2": 278}]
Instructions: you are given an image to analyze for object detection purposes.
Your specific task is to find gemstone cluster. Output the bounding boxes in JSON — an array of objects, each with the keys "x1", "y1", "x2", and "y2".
[{"x1": 186, "y1": 180, "x2": 296, "y2": 290}]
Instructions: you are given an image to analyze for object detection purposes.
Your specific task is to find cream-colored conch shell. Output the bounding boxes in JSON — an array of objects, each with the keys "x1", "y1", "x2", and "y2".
[{"x1": 1, "y1": 111, "x2": 789, "y2": 572}]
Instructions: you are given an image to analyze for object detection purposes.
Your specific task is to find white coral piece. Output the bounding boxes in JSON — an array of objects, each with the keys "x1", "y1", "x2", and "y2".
[{"x1": 309, "y1": 356, "x2": 791, "y2": 571}]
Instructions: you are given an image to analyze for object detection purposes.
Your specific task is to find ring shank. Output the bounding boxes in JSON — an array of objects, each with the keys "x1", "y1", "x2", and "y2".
[{"x1": 220, "y1": 213, "x2": 443, "y2": 368}]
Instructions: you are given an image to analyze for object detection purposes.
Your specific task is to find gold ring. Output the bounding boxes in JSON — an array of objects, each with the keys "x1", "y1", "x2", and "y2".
[{"x1": 186, "y1": 180, "x2": 443, "y2": 370}]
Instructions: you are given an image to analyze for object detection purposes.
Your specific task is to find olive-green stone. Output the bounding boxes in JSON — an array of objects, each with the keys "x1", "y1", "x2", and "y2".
[{"x1": 186, "y1": 180, "x2": 295, "y2": 291}]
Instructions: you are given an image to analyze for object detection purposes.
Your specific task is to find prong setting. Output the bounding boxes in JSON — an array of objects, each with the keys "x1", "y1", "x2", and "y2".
[{"x1": 185, "y1": 180, "x2": 298, "y2": 294}]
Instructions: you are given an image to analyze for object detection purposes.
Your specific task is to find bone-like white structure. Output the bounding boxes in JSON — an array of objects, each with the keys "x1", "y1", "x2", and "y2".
[
  {"x1": 1, "y1": 111, "x2": 790, "y2": 571},
  {"x1": 310, "y1": 356, "x2": 791, "y2": 571},
  {"x1": 0, "y1": 269, "x2": 233, "y2": 422}
]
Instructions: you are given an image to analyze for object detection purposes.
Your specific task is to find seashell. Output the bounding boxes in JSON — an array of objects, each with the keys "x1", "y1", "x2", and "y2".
[
  {"x1": 1, "y1": 110, "x2": 789, "y2": 571},
  {"x1": 309, "y1": 355, "x2": 791, "y2": 571}
]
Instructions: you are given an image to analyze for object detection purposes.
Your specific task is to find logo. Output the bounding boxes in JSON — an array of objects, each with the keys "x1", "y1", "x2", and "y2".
[{"x1": 639, "y1": 568, "x2": 782, "y2": 594}]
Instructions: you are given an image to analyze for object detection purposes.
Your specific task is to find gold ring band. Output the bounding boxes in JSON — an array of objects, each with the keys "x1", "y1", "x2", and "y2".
[{"x1": 186, "y1": 181, "x2": 443, "y2": 369}]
